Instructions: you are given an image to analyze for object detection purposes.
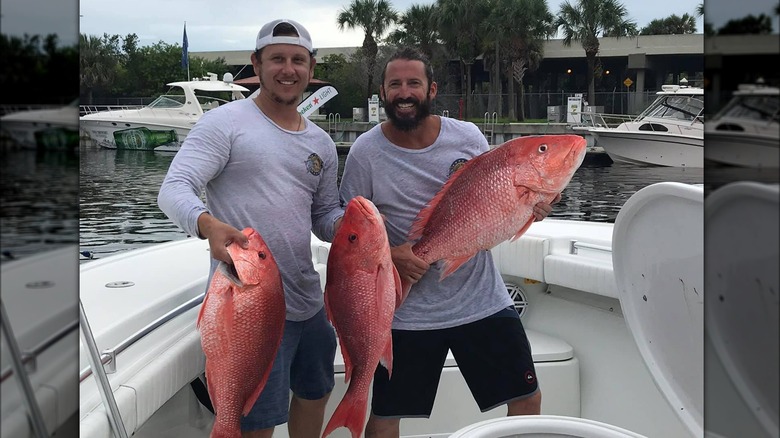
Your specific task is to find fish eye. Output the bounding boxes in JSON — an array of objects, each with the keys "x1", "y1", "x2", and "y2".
[
  {"x1": 348, "y1": 234, "x2": 357, "y2": 242},
  {"x1": 538, "y1": 144, "x2": 548, "y2": 153},
  {"x1": 258, "y1": 252, "x2": 266, "y2": 260}
]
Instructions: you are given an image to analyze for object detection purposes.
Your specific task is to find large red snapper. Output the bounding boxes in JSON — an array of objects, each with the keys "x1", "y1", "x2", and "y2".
[
  {"x1": 197, "y1": 227, "x2": 285, "y2": 438},
  {"x1": 322, "y1": 196, "x2": 403, "y2": 438},
  {"x1": 408, "y1": 134, "x2": 587, "y2": 284}
]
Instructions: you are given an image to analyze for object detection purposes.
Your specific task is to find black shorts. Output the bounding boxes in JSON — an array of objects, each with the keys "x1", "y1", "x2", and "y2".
[{"x1": 371, "y1": 306, "x2": 538, "y2": 418}]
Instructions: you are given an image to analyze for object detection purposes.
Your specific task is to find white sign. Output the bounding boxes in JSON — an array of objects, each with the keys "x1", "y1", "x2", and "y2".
[
  {"x1": 567, "y1": 96, "x2": 582, "y2": 123},
  {"x1": 298, "y1": 86, "x2": 339, "y2": 119}
]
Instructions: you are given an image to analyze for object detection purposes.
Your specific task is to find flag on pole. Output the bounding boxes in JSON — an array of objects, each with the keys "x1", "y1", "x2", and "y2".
[{"x1": 181, "y1": 23, "x2": 189, "y2": 69}]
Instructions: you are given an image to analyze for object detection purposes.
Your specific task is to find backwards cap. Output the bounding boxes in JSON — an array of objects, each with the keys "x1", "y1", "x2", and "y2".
[{"x1": 255, "y1": 19, "x2": 313, "y2": 52}]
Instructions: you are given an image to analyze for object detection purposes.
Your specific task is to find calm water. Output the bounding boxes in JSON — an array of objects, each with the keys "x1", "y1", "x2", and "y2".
[
  {"x1": 0, "y1": 148, "x2": 80, "y2": 262},
  {"x1": 76, "y1": 141, "x2": 707, "y2": 262}
]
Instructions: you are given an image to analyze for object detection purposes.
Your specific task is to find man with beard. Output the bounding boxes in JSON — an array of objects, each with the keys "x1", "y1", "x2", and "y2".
[
  {"x1": 158, "y1": 19, "x2": 343, "y2": 438},
  {"x1": 339, "y1": 47, "x2": 552, "y2": 437}
]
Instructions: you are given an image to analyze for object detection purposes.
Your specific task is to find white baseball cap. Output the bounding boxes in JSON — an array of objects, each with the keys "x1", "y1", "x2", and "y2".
[{"x1": 255, "y1": 19, "x2": 313, "y2": 52}]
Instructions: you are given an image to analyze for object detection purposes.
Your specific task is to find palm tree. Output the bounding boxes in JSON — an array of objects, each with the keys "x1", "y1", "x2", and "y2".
[
  {"x1": 484, "y1": 0, "x2": 555, "y2": 120},
  {"x1": 79, "y1": 34, "x2": 120, "y2": 104},
  {"x1": 337, "y1": 0, "x2": 398, "y2": 98},
  {"x1": 435, "y1": 0, "x2": 491, "y2": 119},
  {"x1": 387, "y1": 4, "x2": 440, "y2": 60},
  {"x1": 640, "y1": 14, "x2": 698, "y2": 35},
  {"x1": 556, "y1": 0, "x2": 638, "y2": 105}
]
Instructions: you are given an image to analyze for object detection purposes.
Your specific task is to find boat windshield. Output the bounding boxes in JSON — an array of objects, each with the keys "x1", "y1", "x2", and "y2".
[
  {"x1": 639, "y1": 95, "x2": 704, "y2": 123},
  {"x1": 148, "y1": 95, "x2": 185, "y2": 109},
  {"x1": 195, "y1": 94, "x2": 233, "y2": 112},
  {"x1": 715, "y1": 95, "x2": 779, "y2": 123}
]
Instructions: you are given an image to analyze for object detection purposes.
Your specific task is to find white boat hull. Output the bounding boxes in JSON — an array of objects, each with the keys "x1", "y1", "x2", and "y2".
[
  {"x1": 592, "y1": 130, "x2": 703, "y2": 167},
  {"x1": 704, "y1": 131, "x2": 780, "y2": 168},
  {"x1": 1, "y1": 105, "x2": 80, "y2": 150},
  {"x1": 79, "y1": 118, "x2": 192, "y2": 152}
]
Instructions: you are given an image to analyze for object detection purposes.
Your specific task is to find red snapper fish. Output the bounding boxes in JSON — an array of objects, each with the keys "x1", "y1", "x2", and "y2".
[
  {"x1": 322, "y1": 196, "x2": 403, "y2": 438},
  {"x1": 197, "y1": 227, "x2": 286, "y2": 438},
  {"x1": 408, "y1": 134, "x2": 587, "y2": 288}
]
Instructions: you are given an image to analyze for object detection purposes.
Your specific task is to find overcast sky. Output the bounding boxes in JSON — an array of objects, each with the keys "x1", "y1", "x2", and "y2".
[{"x1": 1, "y1": 0, "x2": 777, "y2": 51}]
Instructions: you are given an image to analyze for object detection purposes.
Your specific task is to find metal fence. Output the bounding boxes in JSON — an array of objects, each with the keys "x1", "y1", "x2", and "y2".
[{"x1": 433, "y1": 91, "x2": 657, "y2": 121}]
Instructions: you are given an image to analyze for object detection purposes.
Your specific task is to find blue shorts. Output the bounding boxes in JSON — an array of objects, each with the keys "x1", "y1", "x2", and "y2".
[{"x1": 240, "y1": 306, "x2": 337, "y2": 431}]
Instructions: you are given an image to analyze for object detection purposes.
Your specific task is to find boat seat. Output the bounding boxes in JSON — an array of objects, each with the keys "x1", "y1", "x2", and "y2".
[
  {"x1": 543, "y1": 254, "x2": 618, "y2": 299},
  {"x1": 80, "y1": 329, "x2": 205, "y2": 437},
  {"x1": 491, "y1": 231, "x2": 618, "y2": 300},
  {"x1": 491, "y1": 235, "x2": 549, "y2": 282}
]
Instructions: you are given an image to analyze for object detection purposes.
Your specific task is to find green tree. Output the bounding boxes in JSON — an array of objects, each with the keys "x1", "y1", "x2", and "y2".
[
  {"x1": 640, "y1": 14, "x2": 697, "y2": 35},
  {"x1": 435, "y1": 0, "x2": 491, "y2": 119},
  {"x1": 717, "y1": 14, "x2": 774, "y2": 34},
  {"x1": 1, "y1": 33, "x2": 78, "y2": 104},
  {"x1": 79, "y1": 33, "x2": 122, "y2": 104},
  {"x1": 337, "y1": 0, "x2": 399, "y2": 98},
  {"x1": 314, "y1": 53, "x2": 365, "y2": 119},
  {"x1": 387, "y1": 4, "x2": 440, "y2": 60},
  {"x1": 484, "y1": 0, "x2": 555, "y2": 121},
  {"x1": 556, "y1": 0, "x2": 638, "y2": 105}
]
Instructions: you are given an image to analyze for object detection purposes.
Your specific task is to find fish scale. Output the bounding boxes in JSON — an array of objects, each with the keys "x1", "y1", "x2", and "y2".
[
  {"x1": 322, "y1": 196, "x2": 403, "y2": 438},
  {"x1": 408, "y1": 135, "x2": 587, "y2": 286},
  {"x1": 197, "y1": 227, "x2": 285, "y2": 438}
]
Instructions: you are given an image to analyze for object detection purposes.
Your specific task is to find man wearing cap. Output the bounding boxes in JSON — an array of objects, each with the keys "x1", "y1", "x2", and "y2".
[{"x1": 158, "y1": 18, "x2": 343, "y2": 438}]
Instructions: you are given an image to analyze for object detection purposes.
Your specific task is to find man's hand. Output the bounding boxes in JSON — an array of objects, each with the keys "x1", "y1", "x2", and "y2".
[
  {"x1": 533, "y1": 192, "x2": 562, "y2": 222},
  {"x1": 197, "y1": 213, "x2": 248, "y2": 264},
  {"x1": 390, "y1": 242, "x2": 430, "y2": 286}
]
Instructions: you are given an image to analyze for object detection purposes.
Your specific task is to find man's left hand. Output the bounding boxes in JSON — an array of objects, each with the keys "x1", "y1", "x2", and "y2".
[{"x1": 533, "y1": 192, "x2": 562, "y2": 222}]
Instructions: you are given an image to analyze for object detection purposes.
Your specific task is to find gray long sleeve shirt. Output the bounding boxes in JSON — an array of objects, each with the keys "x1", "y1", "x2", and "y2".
[{"x1": 158, "y1": 98, "x2": 343, "y2": 321}]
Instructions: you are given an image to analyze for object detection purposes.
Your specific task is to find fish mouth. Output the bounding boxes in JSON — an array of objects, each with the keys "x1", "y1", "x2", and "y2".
[
  {"x1": 217, "y1": 261, "x2": 244, "y2": 287},
  {"x1": 353, "y1": 197, "x2": 381, "y2": 223}
]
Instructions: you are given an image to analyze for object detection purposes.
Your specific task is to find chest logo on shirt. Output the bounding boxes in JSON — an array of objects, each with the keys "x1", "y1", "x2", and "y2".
[
  {"x1": 448, "y1": 158, "x2": 469, "y2": 177},
  {"x1": 306, "y1": 153, "x2": 323, "y2": 176}
]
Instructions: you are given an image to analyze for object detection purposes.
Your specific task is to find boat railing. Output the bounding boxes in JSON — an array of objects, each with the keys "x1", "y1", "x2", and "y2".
[
  {"x1": 0, "y1": 319, "x2": 79, "y2": 383},
  {"x1": 78, "y1": 293, "x2": 205, "y2": 382},
  {"x1": 1, "y1": 300, "x2": 51, "y2": 437},
  {"x1": 79, "y1": 105, "x2": 145, "y2": 116},
  {"x1": 576, "y1": 112, "x2": 635, "y2": 129}
]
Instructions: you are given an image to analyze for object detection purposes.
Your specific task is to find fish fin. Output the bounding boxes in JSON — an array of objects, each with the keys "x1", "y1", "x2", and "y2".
[
  {"x1": 378, "y1": 335, "x2": 393, "y2": 379},
  {"x1": 324, "y1": 283, "x2": 335, "y2": 325},
  {"x1": 342, "y1": 342, "x2": 354, "y2": 384},
  {"x1": 196, "y1": 289, "x2": 210, "y2": 329},
  {"x1": 205, "y1": 367, "x2": 218, "y2": 416},
  {"x1": 510, "y1": 217, "x2": 535, "y2": 242},
  {"x1": 439, "y1": 254, "x2": 477, "y2": 280},
  {"x1": 321, "y1": 387, "x2": 369, "y2": 438},
  {"x1": 392, "y1": 262, "x2": 406, "y2": 308},
  {"x1": 242, "y1": 361, "x2": 274, "y2": 416}
]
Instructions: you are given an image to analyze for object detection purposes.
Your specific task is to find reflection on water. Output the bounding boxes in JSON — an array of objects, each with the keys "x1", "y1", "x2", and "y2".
[
  {"x1": 78, "y1": 143, "x2": 705, "y2": 261},
  {"x1": 79, "y1": 146, "x2": 187, "y2": 259},
  {"x1": 0, "y1": 148, "x2": 79, "y2": 262}
]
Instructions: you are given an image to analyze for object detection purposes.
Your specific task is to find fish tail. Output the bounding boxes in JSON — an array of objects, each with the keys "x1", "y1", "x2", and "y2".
[{"x1": 321, "y1": 389, "x2": 368, "y2": 438}]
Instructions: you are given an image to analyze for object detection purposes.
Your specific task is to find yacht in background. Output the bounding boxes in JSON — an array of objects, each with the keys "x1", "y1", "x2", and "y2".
[
  {"x1": 79, "y1": 73, "x2": 248, "y2": 152},
  {"x1": 588, "y1": 80, "x2": 704, "y2": 167},
  {"x1": 704, "y1": 82, "x2": 779, "y2": 168}
]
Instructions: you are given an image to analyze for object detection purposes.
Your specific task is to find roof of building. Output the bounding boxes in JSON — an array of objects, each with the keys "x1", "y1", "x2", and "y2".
[{"x1": 190, "y1": 34, "x2": 775, "y2": 67}]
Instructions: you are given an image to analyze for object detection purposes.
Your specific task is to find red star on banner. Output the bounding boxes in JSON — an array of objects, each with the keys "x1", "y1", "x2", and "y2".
[{"x1": 313, "y1": 97, "x2": 320, "y2": 105}]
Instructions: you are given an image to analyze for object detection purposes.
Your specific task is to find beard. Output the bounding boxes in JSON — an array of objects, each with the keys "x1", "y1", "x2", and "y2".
[
  {"x1": 258, "y1": 76, "x2": 299, "y2": 106},
  {"x1": 384, "y1": 95, "x2": 432, "y2": 132}
]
